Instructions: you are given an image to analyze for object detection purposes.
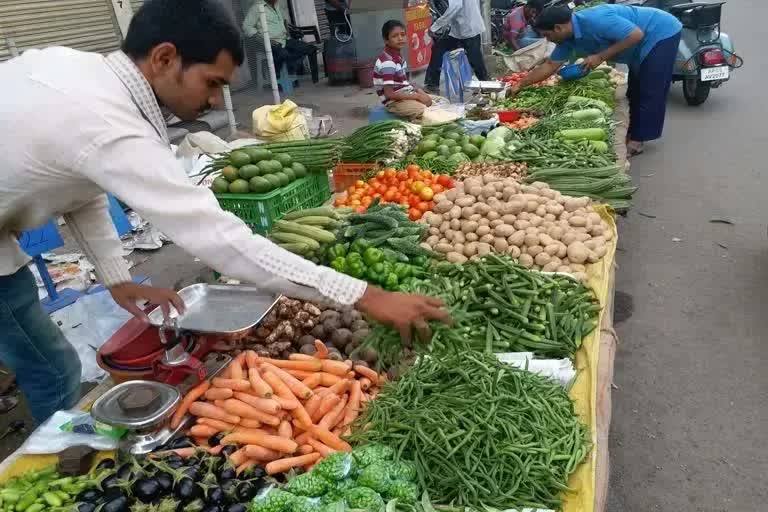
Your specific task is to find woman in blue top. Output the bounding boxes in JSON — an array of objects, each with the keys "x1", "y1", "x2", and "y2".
[{"x1": 508, "y1": 4, "x2": 682, "y2": 156}]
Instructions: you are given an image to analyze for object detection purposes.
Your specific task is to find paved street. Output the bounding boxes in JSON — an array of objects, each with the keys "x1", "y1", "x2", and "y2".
[{"x1": 607, "y1": 1, "x2": 768, "y2": 510}]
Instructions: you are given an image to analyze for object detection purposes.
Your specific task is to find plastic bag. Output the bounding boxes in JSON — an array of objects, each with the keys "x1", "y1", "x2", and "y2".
[
  {"x1": 498, "y1": 38, "x2": 556, "y2": 73},
  {"x1": 51, "y1": 289, "x2": 134, "y2": 382},
  {"x1": 441, "y1": 49, "x2": 474, "y2": 103},
  {"x1": 21, "y1": 410, "x2": 120, "y2": 454},
  {"x1": 459, "y1": 116, "x2": 499, "y2": 136},
  {"x1": 252, "y1": 100, "x2": 309, "y2": 141},
  {"x1": 421, "y1": 104, "x2": 464, "y2": 126}
]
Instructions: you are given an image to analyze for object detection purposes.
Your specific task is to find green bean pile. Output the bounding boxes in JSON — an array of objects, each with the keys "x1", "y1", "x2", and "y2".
[
  {"x1": 349, "y1": 350, "x2": 591, "y2": 510},
  {"x1": 502, "y1": 135, "x2": 616, "y2": 169},
  {"x1": 361, "y1": 254, "x2": 600, "y2": 367}
]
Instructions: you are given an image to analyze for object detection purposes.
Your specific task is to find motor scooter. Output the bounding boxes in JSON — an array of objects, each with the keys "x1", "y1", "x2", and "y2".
[{"x1": 644, "y1": 0, "x2": 743, "y2": 105}]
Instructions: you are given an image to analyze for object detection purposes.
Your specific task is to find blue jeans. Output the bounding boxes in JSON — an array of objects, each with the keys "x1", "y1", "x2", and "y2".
[{"x1": 0, "y1": 267, "x2": 81, "y2": 423}]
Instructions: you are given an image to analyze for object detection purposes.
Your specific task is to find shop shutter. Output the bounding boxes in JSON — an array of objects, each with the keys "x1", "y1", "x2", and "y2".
[
  {"x1": 130, "y1": 0, "x2": 145, "y2": 14},
  {"x1": 313, "y1": 0, "x2": 329, "y2": 40},
  {"x1": 0, "y1": 0, "x2": 122, "y2": 62}
]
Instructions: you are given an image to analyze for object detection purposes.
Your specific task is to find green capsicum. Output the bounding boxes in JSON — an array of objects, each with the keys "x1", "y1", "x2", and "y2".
[
  {"x1": 362, "y1": 247, "x2": 384, "y2": 266},
  {"x1": 365, "y1": 262, "x2": 386, "y2": 284},
  {"x1": 384, "y1": 273, "x2": 399, "y2": 290},
  {"x1": 349, "y1": 238, "x2": 371, "y2": 254},
  {"x1": 393, "y1": 262, "x2": 412, "y2": 280},
  {"x1": 346, "y1": 253, "x2": 366, "y2": 278},
  {"x1": 330, "y1": 257, "x2": 347, "y2": 273},
  {"x1": 410, "y1": 255, "x2": 429, "y2": 268},
  {"x1": 326, "y1": 243, "x2": 349, "y2": 260}
]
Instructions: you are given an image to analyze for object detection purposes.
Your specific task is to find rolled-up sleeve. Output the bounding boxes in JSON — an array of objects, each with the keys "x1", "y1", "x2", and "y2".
[{"x1": 75, "y1": 134, "x2": 368, "y2": 306}]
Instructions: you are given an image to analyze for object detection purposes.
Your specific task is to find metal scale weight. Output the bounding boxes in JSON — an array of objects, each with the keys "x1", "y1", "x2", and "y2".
[{"x1": 91, "y1": 284, "x2": 280, "y2": 455}]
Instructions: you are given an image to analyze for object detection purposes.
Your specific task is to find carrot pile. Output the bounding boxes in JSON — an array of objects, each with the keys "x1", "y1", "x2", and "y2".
[{"x1": 172, "y1": 340, "x2": 384, "y2": 476}]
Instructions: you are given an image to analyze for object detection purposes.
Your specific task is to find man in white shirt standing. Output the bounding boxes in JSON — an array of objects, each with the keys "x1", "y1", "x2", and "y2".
[
  {"x1": 424, "y1": 0, "x2": 489, "y2": 93},
  {"x1": 0, "y1": 0, "x2": 448, "y2": 423}
]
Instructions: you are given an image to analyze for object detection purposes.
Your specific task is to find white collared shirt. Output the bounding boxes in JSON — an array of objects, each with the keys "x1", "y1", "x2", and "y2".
[
  {"x1": 0, "y1": 47, "x2": 367, "y2": 306},
  {"x1": 430, "y1": 0, "x2": 486, "y2": 40}
]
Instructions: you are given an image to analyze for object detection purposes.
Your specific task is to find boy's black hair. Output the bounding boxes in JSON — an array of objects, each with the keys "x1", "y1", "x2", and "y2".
[
  {"x1": 534, "y1": 5, "x2": 573, "y2": 31},
  {"x1": 381, "y1": 19, "x2": 406, "y2": 40},
  {"x1": 526, "y1": 0, "x2": 553, "y2": 14},
  {"x1": 123, "y1": 0, "x2": 244, "y2": 67}
]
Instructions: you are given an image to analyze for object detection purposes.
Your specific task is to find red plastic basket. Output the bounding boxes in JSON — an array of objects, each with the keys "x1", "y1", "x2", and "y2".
[
  {"x1": 498, "y1": 110, "x2": 522, "y2": 123},
  {"x1": 332, "y1": 163, "x2": 378, "y2": 192}
]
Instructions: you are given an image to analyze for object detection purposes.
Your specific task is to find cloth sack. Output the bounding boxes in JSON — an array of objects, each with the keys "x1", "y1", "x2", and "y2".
[{"x1": 252, "y1": 99, "x2": 309, "y2": 141}]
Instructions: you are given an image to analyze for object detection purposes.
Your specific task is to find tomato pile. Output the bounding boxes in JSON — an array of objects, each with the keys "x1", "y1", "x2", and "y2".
[
  {"x1": 501, "y1": 72, "x2": 558, "y2": 88},
  {"x1": 505, "y1": 115, "x2": 540, "y2": 130},
  {"x1": 333, "y1": 165, "x2": 455, "y2": 220}
]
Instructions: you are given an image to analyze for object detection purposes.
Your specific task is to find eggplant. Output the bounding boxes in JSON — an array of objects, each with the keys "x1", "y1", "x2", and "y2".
[
  {"x1": 207, "y1": 433, "x2": 224, "y2": 447},
  {"x1": 155, "y1": 471, "x2": 174, "y2": 493},
  {"x1": 206, "y1": 487, "x2": 224, "y2": 505},
  {"x1": 182, "y1": 466, "x2": 200, "y2": 480},
  {"x1": 235, "y1": 481, "x2": 260, "y2": 502},
  {"x1": 100, "y1": 474, "x2": 121, "y2": 492},
  {"x1": 219, "y1": 479, "x2": 238, "y2": 501},
  {"x1": 166, "y1": 457, "x2": 185, "y2": 470},
  {"x1": 133, "y1": 477, "x2": 162, "y2": 503},
  {"x1": 95, "y1": 458, "x2": 116, "y2": 472},
  {"x1": 102, "y1": 495, "x2": 129, "y2": 512},
  {"x1": 116, "y1": 463, "x2": 135, "y2": 481},
  {"x1": 225, "y1": 504, "x2": 246, "y2": 512},
  {"x1": 220, "y1": 445, "x2": 238, "y2": 458},
  {"x1": 166, "y1": 436, "x2": 194, "y2": 450},
  {"x1": 201, "y1": 505, "x2": 221, "y2": 512},
  {"x1": 239, "y1": 465, "x2": 265, "y2": 480},
  {"x1": 217, "y1": 465, "x2": 236, "y2": 482},
  {"x1": 77, "y1": 503, "x2": 97, "y2": 512},
  {"x1": 175, "y1": 478, "x2": 201, "y2": 501},
  {"x1": 77, "y1": 489, "x2": 102, "y2": 503}
]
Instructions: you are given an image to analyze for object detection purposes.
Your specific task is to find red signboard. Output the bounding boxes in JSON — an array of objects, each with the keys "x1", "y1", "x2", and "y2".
[{"x1": 405, "y1": 4, "x2": 432, "y2": 71}]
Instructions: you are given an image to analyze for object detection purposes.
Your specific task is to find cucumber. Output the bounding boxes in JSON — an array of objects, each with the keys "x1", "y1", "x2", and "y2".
[
  {"x1": 275, "y1": 242, "x2": 312, "y2": 255},
  {"x1": 282, "y1": 206, "x2": 339, "y2": 221},
  {"x1": 293, "y1": 216, "x2": 339, "y2": 228},
  {"x1": 269, "y1": 231, "x2": 321, "y2": 250},
  {"x1": 272, "y1": 220, "x2": 337, "y2": 243}
]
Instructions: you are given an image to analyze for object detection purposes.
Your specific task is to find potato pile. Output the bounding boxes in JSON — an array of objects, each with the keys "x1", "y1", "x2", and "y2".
[
  {"x1": 419, "y1": 175, "x2": 613, "y2": 281},
  {"x1": 219, "y1": 297, "x2": 374, "y2": 364}
]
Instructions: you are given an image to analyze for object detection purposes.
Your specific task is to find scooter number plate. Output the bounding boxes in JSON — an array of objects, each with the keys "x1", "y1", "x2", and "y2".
[{"x1": 701, "y1": 66, "x2": 729, "y2": 82}]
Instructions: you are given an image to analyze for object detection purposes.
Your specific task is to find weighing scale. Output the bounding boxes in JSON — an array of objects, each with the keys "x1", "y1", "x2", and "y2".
[{"x1": 92, "y1": 284, "x2": 280, "y2": 455}]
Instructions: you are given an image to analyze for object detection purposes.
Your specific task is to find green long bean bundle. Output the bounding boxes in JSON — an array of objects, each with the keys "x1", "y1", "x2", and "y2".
[{"x1": 349, "y1": 350, "x2": 591, "y2": 510}]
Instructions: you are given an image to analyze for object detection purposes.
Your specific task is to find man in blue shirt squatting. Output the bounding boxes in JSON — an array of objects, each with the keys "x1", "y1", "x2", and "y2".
[{"x1": 507, "y1": 4, "x2": 682, "y2": 156}]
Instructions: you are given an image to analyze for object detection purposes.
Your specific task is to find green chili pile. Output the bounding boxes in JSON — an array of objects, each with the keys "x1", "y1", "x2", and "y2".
[
  {"x1": 349, "y1": 350, "x2": 591, "y2": 510},
  {"x1": 361, "y1": 254, "x2": 600, "y2": 367}
]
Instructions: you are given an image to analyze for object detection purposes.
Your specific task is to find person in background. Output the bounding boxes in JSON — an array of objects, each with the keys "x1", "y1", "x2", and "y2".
[
  {"x1": 503, "y1": 0, "x2": 546, "y2": 50},
  {"x1": 0, "y1": 0, "x2": 449, "y2": 423},
  {"x1": 325, "y1": 0, "x2": 351, "y2": 36},
  {"x1": 242, "y1": 0, "x2": 319, "y2": 83},
  {"x1": 424, "y1": 0, "x2": 488, "y2": 93},
  {"x1": 374, "y1": 20, "x2": 436, "y2": 121},
  {"x1": 507, "y1": 3, "x2": 681, "y2": 155}
]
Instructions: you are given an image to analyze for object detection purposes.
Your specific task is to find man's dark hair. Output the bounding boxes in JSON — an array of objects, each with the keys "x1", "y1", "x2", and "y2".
[
  {"x1": 526, "y1": 0, "x2": 553, "y2": 14},
  {"x1": 534, "y1": 5, "x2": 572, "y2": 31},
  {"x1": 123, "y1": 0, "x2": 244, "y2": 67},
  {"x1": 381, "y1": 20, "x2": 405, "y2": 40}
]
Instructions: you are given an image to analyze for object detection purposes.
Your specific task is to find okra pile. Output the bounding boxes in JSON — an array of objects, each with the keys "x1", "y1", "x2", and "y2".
[
  {"x1": 349, "y1": 350, "x2": 591, "y2": 510},
  {"x1": 362, "y1": 253, "x2": 601, "y2": 367}
]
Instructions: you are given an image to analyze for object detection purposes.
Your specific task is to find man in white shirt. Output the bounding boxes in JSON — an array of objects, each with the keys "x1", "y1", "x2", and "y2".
[
  {"x1": 0, "y1": 0, "x2": 448, "y2": 423},
  {"x1": 424, "y1": 0, "x2": 489, "y2": 93}
]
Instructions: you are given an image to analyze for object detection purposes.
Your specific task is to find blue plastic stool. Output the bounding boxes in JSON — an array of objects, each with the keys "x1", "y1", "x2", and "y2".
[
  {"x1": 368, "y1": 105, "x2": 399, "y2": 123},
  {"x1": 276, "y1": 63, "x2": 297, "y2": 95},
  {"x1": 19, "y1": 194, "x2": 143, "y2": 313}
]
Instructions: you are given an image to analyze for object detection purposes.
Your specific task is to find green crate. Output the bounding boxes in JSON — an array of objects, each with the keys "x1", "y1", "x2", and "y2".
[
  {"x1": 215, "y1": 176, "x2": 316, "y2": 234},
  {"x1": 308, "y1": 171, "x2": 332, "y2": 206}
]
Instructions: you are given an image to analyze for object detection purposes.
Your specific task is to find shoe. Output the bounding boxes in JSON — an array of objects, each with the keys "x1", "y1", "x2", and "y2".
[
  {"x1": 627, "y1": 140, "x2": 644, "y2": 157},
  {"x1": 424, "y1": 86, "x2": 440, "y2": 95}
]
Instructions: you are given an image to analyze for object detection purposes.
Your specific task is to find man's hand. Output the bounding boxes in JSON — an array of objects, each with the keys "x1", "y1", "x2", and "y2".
[
  {"x1": 109, "y1": 282, "x2": 186, "y2": 322},
  {"x1": 506, "y1": 83, "x2": 522, "y2": 99},
  {"x1": 356, "y1": 287, "x2": 452, "y2": 345},
  {"x1": 581, "y1": 54, "x2": 604, "y2": 71}
]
